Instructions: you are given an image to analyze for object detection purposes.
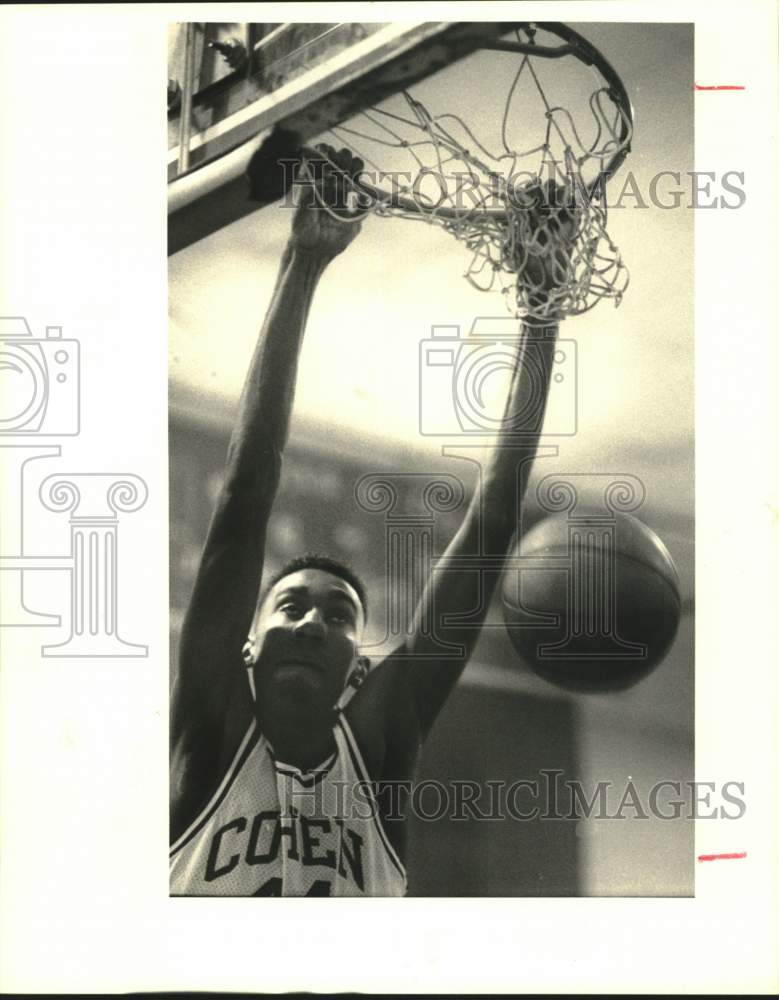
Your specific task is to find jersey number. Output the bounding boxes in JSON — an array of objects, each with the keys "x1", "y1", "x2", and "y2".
[{"x1": 253, "y1": 877, "x2": 331, "y2": 896}]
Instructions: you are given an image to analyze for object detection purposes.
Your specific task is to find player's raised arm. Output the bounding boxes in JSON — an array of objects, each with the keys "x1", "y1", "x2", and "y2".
[
  {"x1": 387, "y1": 181, "x2": 580, "y2": 739},
  {"x1": 170, "y1": 148, "x2": 363, "y2": 834}
]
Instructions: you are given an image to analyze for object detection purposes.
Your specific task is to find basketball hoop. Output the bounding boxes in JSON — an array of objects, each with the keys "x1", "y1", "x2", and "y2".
[{"x1": 249, "y1": 23, "x2": 633, "y2": 323}]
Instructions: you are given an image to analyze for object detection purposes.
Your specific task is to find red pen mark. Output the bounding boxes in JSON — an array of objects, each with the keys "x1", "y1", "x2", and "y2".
[
  {"x1": 697, "y1": 852, "x2": 747, "y2": 862},
  {"x1": 694, "y1": 83, "x2": 745, "y2": 91}
]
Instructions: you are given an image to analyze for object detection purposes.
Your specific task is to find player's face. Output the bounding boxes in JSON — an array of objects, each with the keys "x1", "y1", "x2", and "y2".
[{"x1": 248, "y1": 568, "x2": 365, "y2": 712}]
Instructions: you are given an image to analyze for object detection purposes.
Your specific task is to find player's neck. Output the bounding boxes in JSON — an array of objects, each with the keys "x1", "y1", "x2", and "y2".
[{"x1": 259, "y1": 710, "x2": 338, "y2": 771}]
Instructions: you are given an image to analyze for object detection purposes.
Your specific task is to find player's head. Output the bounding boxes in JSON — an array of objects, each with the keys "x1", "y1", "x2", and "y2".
[{"x1": 242, "y1": 555, "x2": 369, "y2": 717}]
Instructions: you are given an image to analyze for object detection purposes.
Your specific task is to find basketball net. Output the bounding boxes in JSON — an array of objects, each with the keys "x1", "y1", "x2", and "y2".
[{"x1": 297, "y1": 24, "x2": 633, "y2": 324}]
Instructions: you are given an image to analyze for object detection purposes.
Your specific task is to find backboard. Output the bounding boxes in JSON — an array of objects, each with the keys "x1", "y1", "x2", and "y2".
[{"x1": 167, "y1": 21, "x2": 517, "y2": 254}]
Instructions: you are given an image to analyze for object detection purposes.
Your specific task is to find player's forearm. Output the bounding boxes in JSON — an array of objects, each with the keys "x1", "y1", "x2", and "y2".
[
  {"x1": 475, "y1": 322, "x2": 560, "y2": 549},
  {"x1": 223, "y1": 246, "x2": 329, "y2": 500}
]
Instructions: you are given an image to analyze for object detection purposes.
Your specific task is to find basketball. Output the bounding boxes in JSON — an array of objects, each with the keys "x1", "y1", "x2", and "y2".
[{"x1": 501, "y1": 512, "x2": 682, "y2": 693}]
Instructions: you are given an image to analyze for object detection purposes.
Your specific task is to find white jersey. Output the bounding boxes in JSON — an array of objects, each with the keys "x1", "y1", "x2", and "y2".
[{"x1": 170, "y1": 714, "x2": 407, "y2": 896}]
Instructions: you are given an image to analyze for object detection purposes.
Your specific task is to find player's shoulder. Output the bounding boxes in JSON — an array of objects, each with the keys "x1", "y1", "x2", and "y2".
[
  {"x1": 170, "y1": 703, "x2": 254, "y2": 845},
  {"x1": 342, "y1": 646, "x2": 421, "y2": 784}
]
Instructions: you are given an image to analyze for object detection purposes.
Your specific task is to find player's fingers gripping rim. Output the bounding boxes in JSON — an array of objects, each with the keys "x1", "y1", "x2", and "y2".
[{"x1": 308, "y1": 144, "x2": 373, "y2": 220}]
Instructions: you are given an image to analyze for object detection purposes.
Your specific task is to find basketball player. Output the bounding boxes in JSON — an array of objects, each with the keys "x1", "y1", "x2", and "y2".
[{"x1": 170, "y1": 147, "x2": 575, "y2": 895}]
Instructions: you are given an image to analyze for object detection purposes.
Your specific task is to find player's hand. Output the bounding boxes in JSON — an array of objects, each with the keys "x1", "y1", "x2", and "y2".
[
  {"x1": 290, "y1": 145, "x2": 366, "y2": 261},
  {"x1": 509, "y1": 178, "x2": 581, "y2": 316}
]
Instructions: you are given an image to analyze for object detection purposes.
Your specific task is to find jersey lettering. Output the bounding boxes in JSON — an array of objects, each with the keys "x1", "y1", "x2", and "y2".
[
  {"x1": 205, "y1": 816, "x2": 246, "y2": 881},
  {"x1": 204, "y1": 808, "x2": 366, "y2": 892},
  {"x1": 253, "y1": 876, "x2": 283, "y2": 896},
  {"x1": 253, "y1": 876, "x2": 332, "y2": 896},
  {"x1": 171, "y1": 721, "x2": 406, "y2": 896}
]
